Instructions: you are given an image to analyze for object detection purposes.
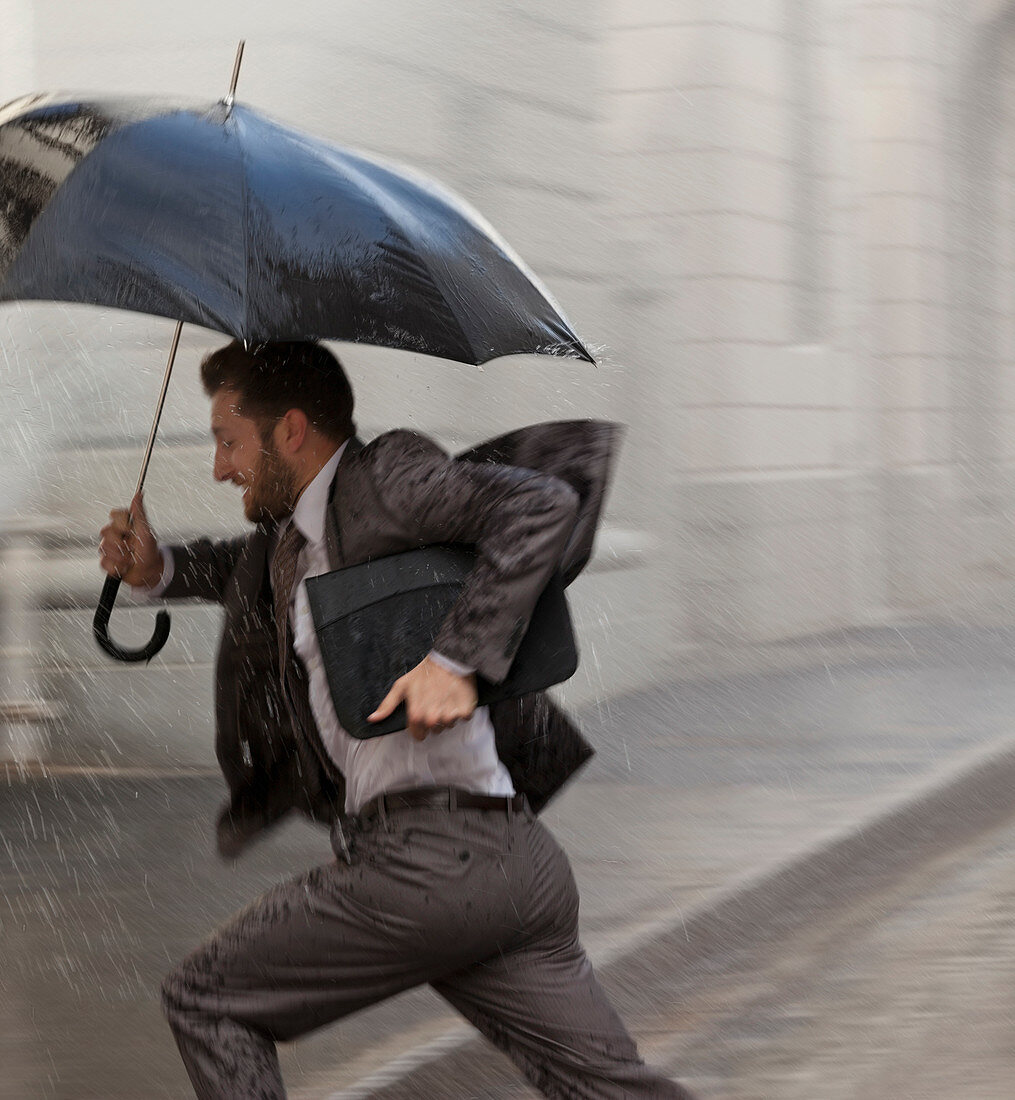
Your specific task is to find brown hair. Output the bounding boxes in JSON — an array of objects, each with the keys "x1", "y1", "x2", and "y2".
[{"x1": 200, "y1": 340, "x2": 356, "y2": 442}]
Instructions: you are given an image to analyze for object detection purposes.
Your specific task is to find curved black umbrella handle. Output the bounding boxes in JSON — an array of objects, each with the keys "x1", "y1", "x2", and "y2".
[
  {"x1": 92, "y1": 320, "x2": 182, "y2": 664},
  {"x1": 93, "y1": 575, "x2": 172, "y2": 663}
]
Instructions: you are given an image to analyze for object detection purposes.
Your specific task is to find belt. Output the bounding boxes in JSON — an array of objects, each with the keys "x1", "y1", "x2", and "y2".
[{"x1": 355, "y1": 786, "x2": 526, "y2": 824}]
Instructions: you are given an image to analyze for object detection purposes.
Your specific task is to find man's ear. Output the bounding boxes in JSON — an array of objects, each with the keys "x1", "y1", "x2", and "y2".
[{"x1": 276, "y1": 408, "x2": 310, "y2": 455}]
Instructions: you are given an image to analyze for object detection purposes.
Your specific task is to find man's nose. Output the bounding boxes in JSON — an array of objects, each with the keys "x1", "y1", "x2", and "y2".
[{"x1": 213, "y1": 452, "x2": 231, "y2": 482}]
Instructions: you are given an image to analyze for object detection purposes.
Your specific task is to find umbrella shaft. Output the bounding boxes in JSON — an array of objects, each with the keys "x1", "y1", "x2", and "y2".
[
  {"x1": 135, "y1": 320, "x2": 183, "y2": 498},
  {"x1": 223, "y1": 41, "x2": 245, "y2": 113},
  {"x1": 228, "y1": 41, "x2": 245, "y2": 99}
]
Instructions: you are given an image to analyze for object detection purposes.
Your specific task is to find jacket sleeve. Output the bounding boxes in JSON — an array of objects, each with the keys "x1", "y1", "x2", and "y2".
[
  {"x1": 365, "y1": 431, "x2": 579, "y2": 684},
  {"x1": 161, "y1": 536, "x2": 247, "y2": 604}
]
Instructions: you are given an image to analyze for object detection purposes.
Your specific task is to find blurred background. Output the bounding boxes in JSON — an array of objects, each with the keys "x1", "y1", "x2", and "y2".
[
  {"x1": 3, "y1": 0, "x2": 1012, "y2": 758},
  {"x1": 6, "y1": 2, "x2": 1015, "y2": 1098}
]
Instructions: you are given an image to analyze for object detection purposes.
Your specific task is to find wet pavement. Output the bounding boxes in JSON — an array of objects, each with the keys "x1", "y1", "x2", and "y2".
[
  {"x1": 5, "y1": 616, "x2": 1015, "y2": 1097},
  {"x1": 649, "y1": 809, "x2": 1015, "y2": 1098}
]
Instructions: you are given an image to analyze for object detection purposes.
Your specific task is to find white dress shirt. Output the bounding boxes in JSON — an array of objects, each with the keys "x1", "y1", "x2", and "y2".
[{"x1": 284, "y1": 444, "x2": 514, "y2": 813}]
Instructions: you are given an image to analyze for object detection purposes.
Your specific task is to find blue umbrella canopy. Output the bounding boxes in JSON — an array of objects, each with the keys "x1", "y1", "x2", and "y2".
[{"x1": 0, "y1": 93, "x2": 594, "y2": 365}]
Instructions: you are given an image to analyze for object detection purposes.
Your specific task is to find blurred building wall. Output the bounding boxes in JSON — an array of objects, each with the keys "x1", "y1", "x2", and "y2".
[
  {"x1": 604, "y1": 0, "x2": 1015, "y2": 648},
  {"x1": 4, "y1": 0, "x2": 1015, "y2": 764}
]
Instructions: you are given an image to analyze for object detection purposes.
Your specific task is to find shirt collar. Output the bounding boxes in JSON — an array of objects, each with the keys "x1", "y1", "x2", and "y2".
[{"x1": 290, "y1": 440, "x2": 347, "y2": 546}]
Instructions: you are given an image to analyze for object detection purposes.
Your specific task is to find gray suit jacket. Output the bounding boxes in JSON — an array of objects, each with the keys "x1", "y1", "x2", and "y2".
[{"x1": 163, "y1": 420, "x2": 618, "y2": 856}]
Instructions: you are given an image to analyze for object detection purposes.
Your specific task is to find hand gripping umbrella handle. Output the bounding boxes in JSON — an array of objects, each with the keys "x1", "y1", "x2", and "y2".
[
  {"x1": 93, "y1": 575, "x2": 172, "y2": 663},
  {"x1": 92, "y1": 320, "x2": 182, "y2": 663}
]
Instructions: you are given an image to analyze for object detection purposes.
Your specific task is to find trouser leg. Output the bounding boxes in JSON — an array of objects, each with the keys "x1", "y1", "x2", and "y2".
[
  {"x1": 162, "y1": 804, "x2": 695, "y2": 1100},
  {"x1": 161, "y1": 807, "x2": 540, "y2": 1100},
  {"x1": 160, "y1": 860, "x2": 425, "y2": 1100},
  {"x1": 433, "y1": 814, "x2": 698, "y2": 1099}
]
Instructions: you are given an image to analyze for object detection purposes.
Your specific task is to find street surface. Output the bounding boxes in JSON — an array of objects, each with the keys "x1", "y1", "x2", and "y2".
[{"x1": 649, "y1": 812, "x2": 1015, "y2": 1100}]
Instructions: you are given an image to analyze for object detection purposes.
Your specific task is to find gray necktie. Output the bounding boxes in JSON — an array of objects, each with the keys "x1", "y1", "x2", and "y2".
[
  {"x1": 270, "y1": 522, "x2": 307, "y2": 682},
  {"x1": 269, "y1": 523, "x2": 324, "y2": 760}
]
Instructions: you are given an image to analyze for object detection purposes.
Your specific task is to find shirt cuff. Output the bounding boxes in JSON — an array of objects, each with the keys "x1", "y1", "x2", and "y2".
[
  {"x1": 129, "y1": 546, "x2": 174, "y2": 600},
  {"x1": 428, "y1": 650, "x2": 476, "y2": 678}
]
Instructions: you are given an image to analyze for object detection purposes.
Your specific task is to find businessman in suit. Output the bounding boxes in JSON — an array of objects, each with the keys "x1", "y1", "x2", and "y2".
[{"x1": 100, "y1": 339, "x2": 696, "y2": 1100}]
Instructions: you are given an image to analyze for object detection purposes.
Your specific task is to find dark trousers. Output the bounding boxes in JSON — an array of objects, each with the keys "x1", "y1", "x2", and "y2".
[{"x1": 162, "y1": 799, "x2": 697, "y2": 1099}]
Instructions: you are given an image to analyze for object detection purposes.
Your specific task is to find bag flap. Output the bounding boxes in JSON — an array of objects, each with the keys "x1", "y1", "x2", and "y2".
[{"x1": 306, "y1": 545, "x2": 476, "y2": 626}]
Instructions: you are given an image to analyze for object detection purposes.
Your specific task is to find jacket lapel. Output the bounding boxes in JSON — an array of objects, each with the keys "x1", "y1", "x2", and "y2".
[{"x1": 323, "y1": 435, "x2": 364, "y2": 570}]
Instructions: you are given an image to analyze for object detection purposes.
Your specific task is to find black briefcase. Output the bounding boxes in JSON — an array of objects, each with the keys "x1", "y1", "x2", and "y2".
[{"x1": 305, "y1": 545, "x2": 578, "y2": 739}]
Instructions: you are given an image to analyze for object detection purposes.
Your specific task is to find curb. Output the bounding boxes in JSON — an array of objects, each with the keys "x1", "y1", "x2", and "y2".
[{"x1": 326, "y1": 733, "x2": 1015, "y2": 1100}]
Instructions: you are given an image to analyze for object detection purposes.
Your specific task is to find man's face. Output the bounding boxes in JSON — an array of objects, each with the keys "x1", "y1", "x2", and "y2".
[{"x1": 210, "y1": 389, "x2": 297, "y2": 524}]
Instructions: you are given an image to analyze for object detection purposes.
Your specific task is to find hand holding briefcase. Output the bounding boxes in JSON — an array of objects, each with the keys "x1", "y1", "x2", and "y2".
[{"x1": 305, "y1": 545, "x2": 578, "y2": 739}]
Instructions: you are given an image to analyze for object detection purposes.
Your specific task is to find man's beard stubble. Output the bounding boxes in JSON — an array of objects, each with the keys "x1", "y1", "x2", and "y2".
[{"x1": 243, "y1": 439, "x2": 299, "y2": 525}]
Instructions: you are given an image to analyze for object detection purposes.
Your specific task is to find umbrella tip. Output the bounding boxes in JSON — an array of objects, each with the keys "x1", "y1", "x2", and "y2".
[{"x1": 222, "y1": 40, "x2": 246, "y2": 113}]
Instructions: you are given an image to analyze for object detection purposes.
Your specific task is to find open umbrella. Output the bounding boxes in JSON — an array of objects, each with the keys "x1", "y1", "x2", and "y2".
[
  {"x1": 0, "y1": 95, "x2": 592, "y2": 363},
  {"x1": 0, "y1": 50, "x2": 594, "y2": 661}
]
